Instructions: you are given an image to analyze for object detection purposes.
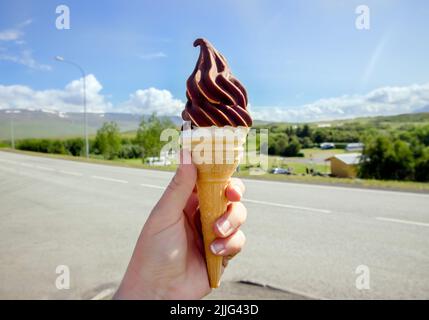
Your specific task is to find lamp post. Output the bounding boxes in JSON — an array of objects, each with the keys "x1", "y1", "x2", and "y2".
[
  {"x1": 54, "y1": 56, "x2": 89, "y2": 158},
  {"x1": 5, "y1": 110, "x2": 21, "y2": 149}
]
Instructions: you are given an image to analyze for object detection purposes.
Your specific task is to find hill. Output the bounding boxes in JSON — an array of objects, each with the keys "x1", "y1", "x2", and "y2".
[
  {"x1": 0, "y1": 109, "x2": 181, "y2": 140},
  {"x1": 1, "y1": 109, "x2": 428, "y2": 140}
]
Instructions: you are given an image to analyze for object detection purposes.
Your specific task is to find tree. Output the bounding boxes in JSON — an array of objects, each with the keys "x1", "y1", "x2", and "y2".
[
  {"x1": 135, "y1": 113, "x2": 176, "y2": 159},
  {"x1": 415, "y1": 147, "x2": 429, "y2": 182},
  {"x1": 359, "y1": 135, "x2": 414, "y2": 180},
  {"x1": 296, "y1": 124, "x2": 311, "y2": 138},
  {"x1": 313, "y1": 130, "x2": 327, "y2": 144},
  {"x1": 94, "y1": 121, "x2": 121, "y2": 159},
  {"x1": 283, "y1": 136, "x2": 301, "y2": 157}
]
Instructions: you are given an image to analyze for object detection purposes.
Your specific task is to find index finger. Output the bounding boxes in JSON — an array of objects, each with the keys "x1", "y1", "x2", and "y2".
[{"x1": 225, "y1": 178, "x2": 245, "y2": 202}]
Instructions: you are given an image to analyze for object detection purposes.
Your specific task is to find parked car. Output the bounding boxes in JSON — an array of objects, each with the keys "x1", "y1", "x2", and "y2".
[
  {"x1": 271, "y1": 167, "x2": 291, "y2": 175},
  {"x1": 320, "y1": 142, "x2": 336, "y2": 149}
]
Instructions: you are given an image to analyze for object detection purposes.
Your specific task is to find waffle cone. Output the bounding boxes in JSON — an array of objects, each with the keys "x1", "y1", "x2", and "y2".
[{"x1": 181, "y1": 126, "x2": 248, "y2": 288}]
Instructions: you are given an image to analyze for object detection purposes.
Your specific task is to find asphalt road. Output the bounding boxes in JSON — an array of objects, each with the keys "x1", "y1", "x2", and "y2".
[{"x1": 1, "y1": 150, "x2": 429, "y2": 299}]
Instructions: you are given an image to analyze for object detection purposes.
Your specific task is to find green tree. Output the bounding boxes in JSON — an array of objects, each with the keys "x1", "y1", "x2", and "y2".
[
  {"x1": 283, "y1": 136, "x2": 301, "y2": 157},
  {"x1": 94, "y1": 121, "x2": 121, "y2": 159},
  {"x1": 415, "y1": 147, "x2": 429, "y2": 182},
  {"x1": 359, "y1": 135, "x2": 414, "y2": 180},
  {"x1": 296, "y1": 124, "x2": 311, "y2": 138},
  {"x1": 135, "y1": 113, "x2": 176, "y2": 159}
]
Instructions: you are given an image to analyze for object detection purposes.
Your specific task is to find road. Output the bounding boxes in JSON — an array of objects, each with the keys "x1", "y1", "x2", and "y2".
[{"x1": 1, "y1": 150, "x2": 429, "y2": 299}]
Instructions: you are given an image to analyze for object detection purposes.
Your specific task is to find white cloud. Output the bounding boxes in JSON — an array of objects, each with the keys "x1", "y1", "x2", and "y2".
[
  {"x1": 0, "y1": 19, "x2": 31, "y2": 41},
  {"x1": 0, "y1": 76, "x2": 183, "y2": 115},
  {"x1": 0, "y1": 19, "x2": 51, "y2": 71},
  {"x1": 0, "y1": 50, "x2": 51, "y2": 71},
  {"x1": 2, "y1": 74, "x2": 428, "y2": 122},
  {"x1": 138, "y1": 52, "x2": 167, "y2": 60},
  {"x1": 0, "y1": 29, "x2": 22, "y2": 41},
  {"x1": 0, "y1": 74, "x2": 111, "y2": 112},
  {"x1": 117, "y1": 87, "x2": 184, "y2": 115},
  {"x1": 252, "y1": 83, "x2": 429, "y2": 122}
]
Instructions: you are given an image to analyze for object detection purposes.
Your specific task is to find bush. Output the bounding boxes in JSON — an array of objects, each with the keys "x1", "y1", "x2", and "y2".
[
  {"x1": 64, "y1": 138, "x2": 84, "y2": 156},
  {"x1": 118, "y1": 144, "x2": 141, "y2": 159},
  {"x1": 415, "y1": 148, "x2": 429, "y2": 182},
  {"x1": 17, "y1": 139, "x2": 66, "y2": 154},
  {"x1": 48, "y1": 140, "x2": 67, "y2": 154}
]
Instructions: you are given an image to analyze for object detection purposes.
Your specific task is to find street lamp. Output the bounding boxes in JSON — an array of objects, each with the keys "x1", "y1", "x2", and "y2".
[
  {"x1": 54, "y1": 56, "x2": 89, "y2": 158},
  {"x1": 5, "y1": 110, "x2": 21, "y2": 149}
]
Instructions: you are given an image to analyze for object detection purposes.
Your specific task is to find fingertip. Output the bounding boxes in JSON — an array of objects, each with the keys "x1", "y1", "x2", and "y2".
[{"x1": 225, "y1": 185, "x2": 241, "y2": 202}]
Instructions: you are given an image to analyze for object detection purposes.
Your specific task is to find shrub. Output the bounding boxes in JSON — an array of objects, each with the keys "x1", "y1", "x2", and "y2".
[{"x1": 64, "y1": 138, "x2": 84, "y2": 156}]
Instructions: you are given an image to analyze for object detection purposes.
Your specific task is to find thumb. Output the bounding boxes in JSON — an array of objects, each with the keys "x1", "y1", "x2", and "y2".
[{"x1": 151, "y1": 151, "x2": 197, "y2": 225}]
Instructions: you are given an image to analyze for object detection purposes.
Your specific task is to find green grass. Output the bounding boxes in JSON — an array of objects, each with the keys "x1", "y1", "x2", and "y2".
[{"x1": 300, "y1": 148, "x2": 346, "y2": 159}]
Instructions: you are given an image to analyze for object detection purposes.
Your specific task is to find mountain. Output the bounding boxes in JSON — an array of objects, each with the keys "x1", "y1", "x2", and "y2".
[
  {"x1": 0, "y1": 109, "x2": 182, "y2": 140},
  {"x1": 1, "y1": 108, "x2": 428, "y2": 141},
  {"x1": 417, "y1": 105, "x2": 429, "y2": 113}
]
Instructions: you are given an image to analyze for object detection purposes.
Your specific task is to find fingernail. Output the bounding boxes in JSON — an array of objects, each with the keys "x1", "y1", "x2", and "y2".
[
  {"x1": 233, "y1": 184, "x2": 242, "y2": 197},
  {"x1": 210, "y1": 242, "x2": 225, "y2": 255},
  {"x1": 217, "y1": 219, "x2": 232, "y2": 236}
]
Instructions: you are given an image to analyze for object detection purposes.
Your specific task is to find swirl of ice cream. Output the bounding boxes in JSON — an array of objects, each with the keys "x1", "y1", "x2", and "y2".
[{"x1": 182, "y1": 38, "x2": 252, "y2": 127}]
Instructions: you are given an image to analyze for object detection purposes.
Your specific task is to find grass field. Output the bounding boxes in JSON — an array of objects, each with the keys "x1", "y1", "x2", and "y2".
[
  {"x1": 2, "y1": 148, "x2": 428, "y2": 193},
  {"x1": 300, "y1": 148, "x2": 346, "y2": 159}
]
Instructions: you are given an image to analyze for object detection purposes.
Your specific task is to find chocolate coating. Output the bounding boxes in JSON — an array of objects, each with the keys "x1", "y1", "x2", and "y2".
[{"x1": 182, "y1": 38, "x2": 252, "y2": 127}]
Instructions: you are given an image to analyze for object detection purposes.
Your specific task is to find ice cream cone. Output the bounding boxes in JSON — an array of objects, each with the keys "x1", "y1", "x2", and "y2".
[{"x1": 182, "y1": 126, "x2": 248, "y2": 288}]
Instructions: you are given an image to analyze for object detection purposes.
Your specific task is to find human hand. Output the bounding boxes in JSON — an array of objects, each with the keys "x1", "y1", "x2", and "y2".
[{"x1": 114, "y1": 156, "x2": 247, "y2": 299}]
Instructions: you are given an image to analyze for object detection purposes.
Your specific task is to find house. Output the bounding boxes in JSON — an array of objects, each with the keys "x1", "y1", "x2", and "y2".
[
  {"x1": 325, "y1": 153, "x2": 361, "y2": 178},
  {"x1": 346, "y1": 142, "x2": 364, "y2": 152}
]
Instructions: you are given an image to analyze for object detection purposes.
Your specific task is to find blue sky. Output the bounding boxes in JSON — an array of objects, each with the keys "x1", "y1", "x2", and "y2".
[{"x1": 1, "y1": 0, "x2": 429, "y2": 122}]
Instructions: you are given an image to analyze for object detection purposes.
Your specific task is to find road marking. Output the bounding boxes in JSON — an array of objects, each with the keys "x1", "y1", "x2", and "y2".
[
  {"x1": 36, "y1": 166, "x2": 55, "y2": 171},
  {"x1": 91, "y1": 175, "x2": 128, "y2": 184},
  {"x1": 376, "y1": 217, "x2": 429, "y2": 228},
  {"x1": 59, "y1": 170, "x2": 83, "y2": 177},
  {"x1": 140, "y1": 183, "x2": 166, "y2": 190},
  {"x1": 138, "y1": 183, "x2": 331, "y2": 214},
  {"x1": 242, "y1": 198, "x2": 332, "y2": 214},
  {"x1": 244, "y1": 178, "x2": 429, "y2": 198},
  {"x1": 20, "y1": 163, "x2": 35, "y2": 168},
  {"x1": 0, "y1": 158, "x2": 17, "y2": 164}
]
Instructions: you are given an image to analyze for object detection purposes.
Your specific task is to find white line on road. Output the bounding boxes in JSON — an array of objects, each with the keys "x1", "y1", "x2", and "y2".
[
  {"x1": 376, "y1": 217, "x2": 429, "y2": 228},
  {"x1": 140, "y1": 183, "x2": 166, "y2": 190},
  {"x1": 138, "y1": 182, "x2": 331, "y2": 214},
  {"x1": 245, "y1": 178, "x2": 429, "y2": 198},
  {"x1": 20, "y1": 163, "x2": 35, "y2": 168},
  {"x1": 0, "y1": 158, "x2": 17, "y2": 164},
  {"x1": 91, "y1": 175, "x2": 128, "y2": 184},
  {"x1": 243, "y1": 198, "x2": 332, "y2": 214},
  {"x1": 36, "y1": 166, "x2": 55, "y2": 171},
  {"x1": 59, "y1": 170, "x2": 83, "y2": 177}
]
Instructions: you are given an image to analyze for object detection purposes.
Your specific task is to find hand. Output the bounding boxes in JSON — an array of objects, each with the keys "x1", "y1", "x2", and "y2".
[{"x1": 114, "y1": 156, "x2": 247, "y2": 300}]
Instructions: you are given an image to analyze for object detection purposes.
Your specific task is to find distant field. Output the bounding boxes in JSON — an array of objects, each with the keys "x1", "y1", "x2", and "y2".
[{"x1": 300, "y1": 148, "x2": 346, "y2": 159}]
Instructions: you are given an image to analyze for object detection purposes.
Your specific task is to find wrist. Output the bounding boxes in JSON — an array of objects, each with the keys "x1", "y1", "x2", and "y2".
[{"x1": 113, "y1": 271, "x2": 168, "y2": 300}]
